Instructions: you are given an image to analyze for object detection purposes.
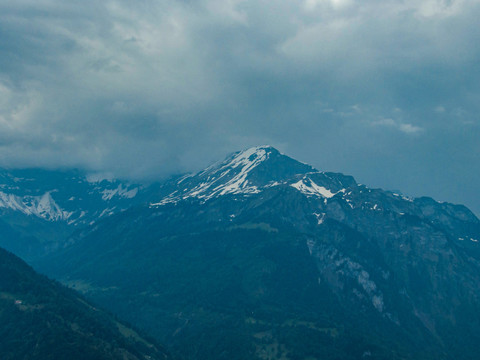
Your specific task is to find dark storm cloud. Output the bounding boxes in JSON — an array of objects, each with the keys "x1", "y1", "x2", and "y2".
[{"x1": 0, "y1": 0, "x2": 479, "y2": 213}]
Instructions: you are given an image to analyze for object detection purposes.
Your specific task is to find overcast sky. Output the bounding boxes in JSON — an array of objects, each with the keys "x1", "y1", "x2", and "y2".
[{"x1": 0, "y1": 0, "x2": 479, "y2": 214}]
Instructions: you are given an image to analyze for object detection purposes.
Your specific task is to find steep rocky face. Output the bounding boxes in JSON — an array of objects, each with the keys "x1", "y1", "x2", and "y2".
[{"x1": 36, "y1": 146, "x2": 480, "y2": 360}]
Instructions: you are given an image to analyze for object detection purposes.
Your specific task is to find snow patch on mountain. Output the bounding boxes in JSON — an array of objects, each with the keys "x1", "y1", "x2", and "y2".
[
  {"x1": 291, "y1": 177, "x2": 336, "y2": 198},
  {"x1": 101, "y1": 185, "x2": 138, "y2": 201},
  {"x1": 99, "y1": 207, "x2": 117, "y2": 218},
  {"x1": 0, "y1": 191, "x2": 72, "y2": 221},
  {"x1": 313, "y1": 212, "x2": 326, "y2": 225}
]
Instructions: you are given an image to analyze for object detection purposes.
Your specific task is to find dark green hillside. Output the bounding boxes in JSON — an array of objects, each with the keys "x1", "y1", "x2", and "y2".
[
  {"x1": 40, "y1": 196, "x2": 452, "y2": 360},
  {"x1": 0, "y1": 246, "x2": 170, "y2": 360}
]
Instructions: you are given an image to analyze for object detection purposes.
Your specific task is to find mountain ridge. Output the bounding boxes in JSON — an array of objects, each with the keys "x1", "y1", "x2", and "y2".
[
  {"x1": 1, "y1": 146, "x2": 476, "y2": 227},
  {"x1": 31, "y1": 146, "x2": 480, "y2": 360},
  {"x1": 1, "y1": 145, "x2": 478, "y2": 263}
]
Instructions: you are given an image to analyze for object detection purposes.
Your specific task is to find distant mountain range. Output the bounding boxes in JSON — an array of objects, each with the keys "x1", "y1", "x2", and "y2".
[
  {"x1": 0, "y1": 168, "x2": 151, "y2": 260},
  {"x1": 2, "y1": 146, "x2": 480, "y2": 359},
  {"x1": 0, "y1": 168, "x2": 143, "y2": 223}
]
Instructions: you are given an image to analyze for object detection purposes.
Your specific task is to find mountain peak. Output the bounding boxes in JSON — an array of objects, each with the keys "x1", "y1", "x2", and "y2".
[
  {"x1": 205, "y1": 145, "x2": 281, "y2": 173},
  {"x1": 152, "y1": 146, "x2": 342, "y2": 205},
  {"x1": 221, "y1": 145, "x2": 313, "y2": 173},
  {"x1": 238, "y1": 144, "x2": 278, "y2": 153},
  {"x1": 203, "y1": 145, "x2": 275, "y2": 173}
]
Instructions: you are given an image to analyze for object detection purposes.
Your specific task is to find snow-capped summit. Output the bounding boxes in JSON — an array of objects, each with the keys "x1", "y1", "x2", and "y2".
[
  {"x1": 151, "y1": 146, "x2": 306, "y2": 204},
  {"x1": 151, "y1": 146, "x2": 357, "y2": 205}
]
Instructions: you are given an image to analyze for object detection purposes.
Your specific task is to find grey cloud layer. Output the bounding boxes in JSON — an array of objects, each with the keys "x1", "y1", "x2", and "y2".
[{"x1": 0, "y1": 0, "x2": 479, "y2": 213}]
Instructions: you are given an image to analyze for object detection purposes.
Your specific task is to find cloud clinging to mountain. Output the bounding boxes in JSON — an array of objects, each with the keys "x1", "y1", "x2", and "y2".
[{"x1": 0, "y1": 0, "x2": 479, "y2": 212}]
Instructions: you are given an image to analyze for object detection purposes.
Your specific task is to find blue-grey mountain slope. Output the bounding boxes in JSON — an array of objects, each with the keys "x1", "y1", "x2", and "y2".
[
  {"x1": 0, "y1": 168, "x2": 148, "y2": 260},
  {"x1": 37, "y1": 146, "x2": 480, "y2": 360}
]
